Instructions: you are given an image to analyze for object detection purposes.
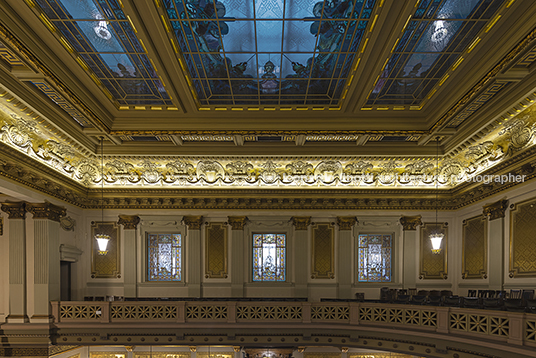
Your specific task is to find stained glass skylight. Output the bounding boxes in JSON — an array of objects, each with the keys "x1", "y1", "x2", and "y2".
[
  {"x1": 366, "y1": 0, "x2": 505, "y2": 106},
  {"x1": 165, "y1": 0, "x2": 376, "y2": 106},
  {"x1": 35, "y1": 0, "x2": 172, "y2": 106}
]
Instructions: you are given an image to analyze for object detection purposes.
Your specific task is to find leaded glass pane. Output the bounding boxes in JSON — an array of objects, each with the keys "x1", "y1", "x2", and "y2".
[
  {"x1": 148, "y1": 233, "x2": 182, "y2": 281},
  {"x1": 252, "y1": 233, "x2": 286, "y2": 281},
  {"x1": 357, "y1": 234, "x2": 392, "y2": 282}
]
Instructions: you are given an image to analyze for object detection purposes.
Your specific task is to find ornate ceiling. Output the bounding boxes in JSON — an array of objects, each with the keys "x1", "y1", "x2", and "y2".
[{"x1": 1, "y1": 0, "x2": 536, "y2": 208}]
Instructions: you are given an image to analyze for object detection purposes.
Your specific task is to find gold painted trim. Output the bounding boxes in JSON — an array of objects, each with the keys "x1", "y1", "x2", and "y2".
[
  {"x1": 462, "y1": 215, "x2": 488, "y2": 279},
  {"x1": 419, "y1": 223, "x2": 448, "y2": 280},
  {"x1": 509, "y1": 197, "x2": 536, "y2": 278},
  {"x1": 205, "y1": 222, "x2": 228, "y2": 279},
  {"x1": 311, "y1": 223, "x2": 335, "y2": 279}
]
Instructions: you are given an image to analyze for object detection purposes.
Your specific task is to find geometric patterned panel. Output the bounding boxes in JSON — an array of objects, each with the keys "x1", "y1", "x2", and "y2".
[
  {"x1": 510, "y1": 198, "x2": 536, "y2": 277},
  {"x1": 447, "y1": 80, "x2": 512, "y2": 128},
  {"x1": 186, "y1": 305, "x2": 228, "y2": 320},
  {"x1": 164, "y1": 0, "x2": 377, "y2": 106},
  {"x1": 34, "y1": 0, "x2": 172, "y2": 106},
  {"x1": 31, "y1": 81, "x2": 93, "y2": 127},
  {"x1": 311, "y1": 305, "x2": 349, "y2": 321},
  {"x1": 205, "y1": 222, "x2": 228, "y2": 278},
  {"x1": 420, "y1": 223, "x2": 447, "y2": 279},
  {"x1": 311, "y1": 223, "x2": 334, "y2": 279},
  {"x1": 91, "y1": 221, "x2": 119, "y2": 278},
  {"x1": 366, "y1": 0, "x2": 506, "y2": 106},
  {"x1": 111, "y1": 304, "x2": 177, "y2": 320},
  {"x1": 236, "y1": 305, "x2": 302, "y2": 320},
  {"x1": 462, "y1": 215, "x2": 487, "y2": 279},
  {"x1": 135, "y1": 354, "x2": 190, "y2": 358},
  {"x1": 0, "y1": 40, "x2": 24, "y2": 66},
  {"x1": 358, "y1": 307, "x2": 437, "y2": 328}
]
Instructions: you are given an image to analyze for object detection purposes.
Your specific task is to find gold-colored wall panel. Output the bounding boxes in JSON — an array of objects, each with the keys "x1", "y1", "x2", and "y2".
[
  {"x1": 135, "y1": 354, "x2": 190, "y2": 358},
  {"x1": 510, "y1": 198, "x2": 536, "y2": 277},
  {"x1": 91, "y1": 222, "x2": 120, "y2": 278},
  {"x1": 205, "y1": 222, "x2": 228, "y2": 278},
  {"x1": 420, "y1": 223, "x2": 448, "y2": 279},
  {"x1": 305, "y1": 354, "x2": 340, "y2": 358},
  {"x1": 311, "y1": 223, "x2": 335, "y2": 279},
  {"x1": 462, "y1": 215, "x2": 487, "y2": 279}
]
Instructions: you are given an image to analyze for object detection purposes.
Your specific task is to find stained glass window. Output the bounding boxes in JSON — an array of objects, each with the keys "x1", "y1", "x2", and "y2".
[
  {"x1": 34, "y1": 0, "x2": 172, "y2": 106},
  {"x1": 253, "y1": 233, "x2": 286, "y2": 281},
  {"x1": 148, "y1": 233, "x2": 182, "y2": 281},
  {"x1": 164, "y1": 0, "x2": 377, "y2": 106},
  {"x1": 358, "y1": 234, "x2": 391, "y2": 282},
  {"x1": 366, "y1": 0, "x2": 505, "y2": 106}
]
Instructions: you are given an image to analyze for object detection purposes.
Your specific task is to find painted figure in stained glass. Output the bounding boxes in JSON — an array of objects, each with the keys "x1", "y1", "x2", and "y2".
[
  {"x1": 253, "y1": 233, "x2": 286, "y2": 281},
  {"x1": 358, "y1": 234, "x2": 392, "y2": 282},
  {"x1": 148, "y1": 233, "x2": 182, "y2": 281}
]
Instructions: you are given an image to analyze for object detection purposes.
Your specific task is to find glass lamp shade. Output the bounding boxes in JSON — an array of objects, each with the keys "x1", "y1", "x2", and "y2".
[
  {"x1": 430, "y1": 232, "x2": 444, "y2": 254},
  {"x1": 95, "y1": 233, "x2": 110, "y2": 255}
]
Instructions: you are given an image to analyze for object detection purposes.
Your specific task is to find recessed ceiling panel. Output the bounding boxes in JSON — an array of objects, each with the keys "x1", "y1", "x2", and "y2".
[
  {"x1": 164, "y1": 0, "x2": 376, "y2": 106},
  {"x1": 34, "y1": 0, "x2": 173, "y2": 107},
  {"x1": 366, "y1": 0, "x2": 505, "y2": 107}
]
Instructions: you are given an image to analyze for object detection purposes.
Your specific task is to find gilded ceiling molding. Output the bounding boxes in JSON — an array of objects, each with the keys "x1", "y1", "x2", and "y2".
[
  {"x1": 228, "y1": 216, "x2": 248, "y2": 230},
  {"x1": 183, "y1": 216, "x2": 203, "y2": 230},
  {"x1": 0, "y1": 201, "x2": 26, "y2": 219},
  {"x1": 482, "y1": 200, "x2": 508, "y2": 220},
  {"x1": 399, "y1": 216, "x2": 423, "y2": 231},
  {"x1": 431, "y1": 25, "x2": 536, "y2": 132},
  {"x1": 26, "y1": 202, "x2": 66, "y2": 222},
  {"x1": 337, "y1": 216, "x2": 358, "y2": 230},
  {"x1": 292, "y1": 217, "x2": 311, "y2": 230},
  {"x1": 118, "y1": 215, "x2": 140, "y2": 230},
  {"x1": 111, "y1": 129, "x2": 425, "y2": 136}
]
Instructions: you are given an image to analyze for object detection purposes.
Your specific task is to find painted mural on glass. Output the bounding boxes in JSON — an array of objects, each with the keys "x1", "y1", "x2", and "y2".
[
  {"x1": 358, "y1": 233, "x2": 391, "y2": 282},
  {"x1": 148, "y1": 233, "x2": 182, "y2": 281},
  {"x1": 35, "y1": 0, "x2": 172, "y2": 106},
  {"x1": 367, "y1": 0, "x2": 505, "y2": 106},
  {"x1": 164, "y1": 0, "x2": 376, "y2": 105},
  {"x1": 253, "y1": 233, "x2": 286, "y2": 281}
]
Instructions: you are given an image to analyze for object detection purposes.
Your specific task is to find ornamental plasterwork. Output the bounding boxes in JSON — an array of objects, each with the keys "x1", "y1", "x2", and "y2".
[{"x1": 2, "y1": 97, "x2": 536, "y2": 190}]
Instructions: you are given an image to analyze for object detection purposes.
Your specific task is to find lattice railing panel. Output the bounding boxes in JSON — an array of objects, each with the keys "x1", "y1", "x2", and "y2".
[
  {"x1": 311, "y1": 305, "x2": 349, "y2": 321},
  {"x1": 450, "y1": 313, "x2": 468, "y2": 331},
  {"x1": 111, "y1": 305, "x2": 177, "y2": 320},
  {"x1": 60, "y1": 304, "x2": 101, "y2": 320},
  {"x1": 526, "y1": 320, "x2": 536, "y2": 342},
  {"x1": 186, "y1": 305, "x2": 228, "y2": 320},
  {"x1": 236, "y1": 305, "x2": 302, "y2": 320}
]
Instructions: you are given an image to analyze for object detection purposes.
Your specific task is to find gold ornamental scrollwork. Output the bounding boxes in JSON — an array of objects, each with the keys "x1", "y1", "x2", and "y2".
[
  {"x1": 26, "y1": 202, "x2": 66, "y2": 222},
  {"x1": 118, "y1": 215, "x2": 140, "y2": 230},
  {"x1": 228, "y1": 216, "x2": 248, "y2": 230},
  {"x1": 1, "y1": 201, "x2": 26, "y2": 219},
  {"x1": 483, "y1": 199, "x2": 508, "y2": 220},
  {"x1": 183, "y1": 216, "x2": 203, "y2": 230},
  {"x1": 399, "y1": 215, "x2": 422, "y2": 231},
  {"x1": 292, "y1": 216, "x2": 311, "y2": 230},
  {"x1": 337, "y1": 216, "x2": 358, "y2": 230}
]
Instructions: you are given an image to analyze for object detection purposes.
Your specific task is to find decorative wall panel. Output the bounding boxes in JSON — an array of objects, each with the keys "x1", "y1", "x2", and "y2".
[
  {"x1": 205, "y1": 222, "x2": 228, "y2": 278},
  {"x1": 135, "y1": 353, "x2": 189, "y2": 358},
  {"x1": 462, "y1": 215, "x2": 487, "y2": 279},
  {"x1": 311, "y1": 223, "x2": 334, "y2": 279},
  {"x1": 420, "y1": 223, "x2": 447, "y2": 279},
  {"x1": 349, "y1": 354, "x2": 412, "y2": 358},
  {"x1": 91, "y1": 221, "x2": 119, "y2": 278},
  {"x1": 196, "y1": 353, "x2": 232, "y2": 358},
  {"x1": 304, "y1": 354, "x2": 340, "y2": 358},
  {"x1": 91, "y1": 354, "x2": 125, "y2": 358},
  {"x1": 510, "y1": 198, "x2": 536, "y2": 277}
]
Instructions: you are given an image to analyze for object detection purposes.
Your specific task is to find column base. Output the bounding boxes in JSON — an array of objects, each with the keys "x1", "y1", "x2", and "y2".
[{"x1": 6, "y1": 314, "x2": 29, "y2": 323}]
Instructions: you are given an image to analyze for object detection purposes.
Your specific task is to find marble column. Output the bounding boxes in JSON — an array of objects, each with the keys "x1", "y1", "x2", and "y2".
[
  {"x1": 228, "y1": 216, "x2": 247, "y2": 297},
  {"x1": 26, "y1": 202, "x2": 66, "y2": 323},
  {"x1": 483, "y1": 200, "x2": 508, "y2": 290},
  {"x1": 1, "y1": 202, "x2": 28, "y2": 323},
  {"x1": 337, "y1": 217, "x2": 358, "y2": 299},
  {"x1": 292, "y1": 217, "x2": 310, "y2": 298},
  {"x1": 118, "y1": 215, "x2": 140, "y2": 298},
  {"x1": 400, "y1": 215, "x2": 422, "y2": 289},
  {"x1": 184, "y1": 216, "x2": 203, "y2": 297}
]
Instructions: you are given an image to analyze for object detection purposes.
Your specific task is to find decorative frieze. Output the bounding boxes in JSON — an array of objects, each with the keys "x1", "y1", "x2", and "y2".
[
  {"x1": 1, "y1": 201, "x2": 26, "y2": 219},
  {"x1": 400, "y1": 215, "x2": 422, "y2": 231},
  {"x1": 337, "y1": 216, "x2": 358, "y2": 230},
  {"x1": 483, "y1": 199, "x2": 508, "y2": 220},
  {"x1": 292, "y1": 216, "x2": 311, "y2": 230},
  {"x1": 118, "y1": 215, "x2": 140, "y2": 230},
  {"x1": 26, "y1": 202, "x2": 66, "y2": 222},
  {"x1": 183, "y1": 216, "x2": 203, "y2": 230},
  {"x1": 228, "y1": 216, "x2": 248, "y2": 230}
]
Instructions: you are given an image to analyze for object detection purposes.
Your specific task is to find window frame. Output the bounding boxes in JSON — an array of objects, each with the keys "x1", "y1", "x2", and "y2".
[
  {"x1": 357, "y1": 232, "x2": 393, "y2": 283},
  {"x1": 251, "y1": 232, "x2": 288, "y2": 282},
  {"x1": 146, "y1": 232, "x2": 183, "y2": 282}
]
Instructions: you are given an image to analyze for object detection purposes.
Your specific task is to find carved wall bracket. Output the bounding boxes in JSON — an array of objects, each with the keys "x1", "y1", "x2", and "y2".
[
  {"x1": 183, "y1": 216, "x2": 203, "y2": 230},
  {"x1": 483, "y1": 199, "x2": 508, "y2": 220},
  {"x1": 228, "y1": 216, "x2": 248, "y2": 230},
  {"x1": 118, "y1": 215, "x2": 140, "y2": 230},
  {"x1": 400, "y1": 215, "x2": 423, "y2": 231},
  {"x1": 26, "y1": 202, "x2": 66, "y2": 222},
  {"x1": 337, "y1": 216, "x2": 358, "y2": 230},
  {"x1": 292, "y1": 216, "x2": 311, "y2": 230}
]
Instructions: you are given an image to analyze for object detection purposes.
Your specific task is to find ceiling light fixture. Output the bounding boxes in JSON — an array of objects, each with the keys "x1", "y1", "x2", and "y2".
[
  {"x1": 95, "y1": 137, "x2": 110, "y2": 255},
  {"x1": 430, "y1": 136, "x2": 443, "y2": 254}
]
